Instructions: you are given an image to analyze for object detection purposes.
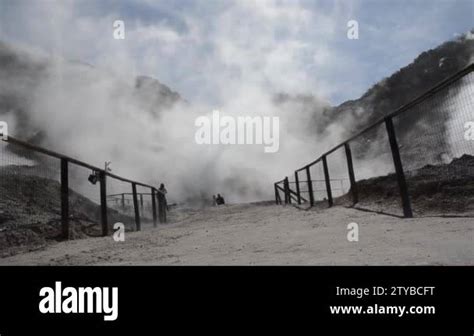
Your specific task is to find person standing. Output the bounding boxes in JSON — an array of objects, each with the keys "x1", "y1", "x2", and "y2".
[{"x1": 158, "y1": 183, "x2": 167, "y2": 222}]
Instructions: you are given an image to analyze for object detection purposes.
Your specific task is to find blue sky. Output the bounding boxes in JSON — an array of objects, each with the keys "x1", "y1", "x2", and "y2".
[{"x1": 0, "y1": 0, "x2": 473, "y2": 106}]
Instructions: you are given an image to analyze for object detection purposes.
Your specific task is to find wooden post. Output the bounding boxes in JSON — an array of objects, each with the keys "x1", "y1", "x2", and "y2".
[
  {"x1": 283, "y1": 177, "x2": 291, "y2": 204},
  {"x1": 277, "y1": 183, "x2": 283, "y2": 205},
  {"x1": 294, "y1": 171, "x2": 301, "y2": 205},
  {"x1": 385, "y1": 117, "x2": 413, "y2": 218},
  {"x1": 99, "y1": 171, "x2": 108, "y2": 236},
  {"x1": 121, "y1": 193, "x2": 125, "y2": 209},
  {"x1": 60, "y1": 158, "x2": 69, "y2": 240},
  {"x1": 306, "y1": 166, "x2": 314, "y2": 206},
  {"x1": 132, "y1": 183, "x2": 141, "y2": 230},
  {"x1": 322, "y1": 156, "x2": 333, "y2": 207},
  {"x1": 344, "y1": 142, "x2": 358, "y2": 204},
  {"x1": 274, "y1": 183, "x2": 280, "y2": 205},
  {"x1": 140, "y1": 193, "x2": 144, "y2": 211},
  {"x1": 151, "y1": 188, "x2": 157, "y2": 228}
]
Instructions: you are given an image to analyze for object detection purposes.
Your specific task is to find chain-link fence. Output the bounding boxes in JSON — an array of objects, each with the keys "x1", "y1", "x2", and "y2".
[
  {"x1": 106, "y1": 177, "x2": 138, "y2": 233},
  {"x1": 0, "y1": 135, "x2": 167, "y2": 250},
  {"x1": 275, "y1": 63, "x2": 474, "y2": 217},
  {"x1": 0, "y1": 140, "x2": 62, "y2": 247}
]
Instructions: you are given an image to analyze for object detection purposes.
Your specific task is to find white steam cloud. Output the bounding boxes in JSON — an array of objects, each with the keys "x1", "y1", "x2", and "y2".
[
  {"x1": 0, "y1": 1, "x2": 351, "y2": 204},
  {"x1": 2, "y1": 1, "x2": 469, "y2": 204}
]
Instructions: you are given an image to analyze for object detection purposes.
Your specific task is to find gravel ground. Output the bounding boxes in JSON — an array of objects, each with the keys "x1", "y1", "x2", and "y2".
[{"x1": 0, "y1": 203, "x2": 472, "y2": 265}]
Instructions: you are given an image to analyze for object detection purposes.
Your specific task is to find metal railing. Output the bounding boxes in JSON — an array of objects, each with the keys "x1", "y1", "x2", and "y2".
[
  {"x1": 0, "y1": 135, "x2": 167, "y2": 239},
  {"x1": 275, "y1": 63, "x2": 474, "y2": 217}
]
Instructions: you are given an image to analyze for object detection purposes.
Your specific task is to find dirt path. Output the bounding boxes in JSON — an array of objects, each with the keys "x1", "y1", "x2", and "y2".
[{"x1": 0, "y1": 204, "x2": 472, "y2": 265}]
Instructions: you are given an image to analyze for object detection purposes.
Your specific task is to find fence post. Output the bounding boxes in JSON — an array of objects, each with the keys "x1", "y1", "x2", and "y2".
[
  {"x1": 277, "y1": 183, "x2": 283, "y2": 204},
  {"x1": 344, "y1": 142, "x2": 359, "y2": 204},
  {"x1": 60, "y1": 158, "x2": 69, "y2": 240},
  {"x1": 132, "y1": 183, "x2": 141, "y2": 230},
  {"x1": 294, "y1": 171, "x2": 301, "y2": 205},
  {"x1": 305, "y1": 166, "x2": 314, "y2": 206},
  {"x1": 140, "y1": 194, "x2": 144, "y2": 211},
  {"x1": 322, "y1": 156, "x2": 333, "y2": 207},
  {"x1": 283, "y1": 177, "x2": 291, "y2": 204},
  {"x1": 151, "y1": 188, "x2": 157, "y2": 228},
  {"x1": 121, "y1": 193, "x2": 125, "y2": 209},
  {"x1": 274, "y1": 183, "x2": 280, "y2": 205},
  {"x1": 385, "y1": 117, "x2": 413, "y2": 218},
  {"x1": 99, "y1": 171, "x2": 108, "y2": 236}
]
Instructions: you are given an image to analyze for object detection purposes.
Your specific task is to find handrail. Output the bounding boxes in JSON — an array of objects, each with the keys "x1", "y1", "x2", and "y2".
[
  {"x1": 2, "y1": 135, "x2": 164, "y2": 193},
  {"x1": 295, "y1": 63, "x2": 474, "y2": 172},
  {"x1": 107, "y1": 192, "x2": 153, "y2": 197},
  {"x1": 277, "y1": 63, "x2": 474, "y2": 215}
]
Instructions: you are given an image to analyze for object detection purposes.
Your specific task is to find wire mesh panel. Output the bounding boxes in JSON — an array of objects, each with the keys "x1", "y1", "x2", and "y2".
[
  {"x1": 393, "y1": 72, "x2": 474, "y2": 216},
  {"x1": 106, "y1": 177, "x2": 137, "y2": 232},
  {"x1": 286, "y1": 179, "x2": 298, "y2": 204},
  {"x1": 0, "y1": 134, "x2": 165, "y2": 258},
  {"x1": 325, "y1": 147, "x2": 351, "y2": 205},
  {"x1": 294, "y1": 171, "x2": 308, "y2": 204},
  {"x1": 275, "y1": 65, "x2": 474, "y2": 219},
  {"x1": 0, "y1": 140, "x2": 61, "y2": 253},
  {"x1": 274, "y1": 180, "x2": 284, "y2": 205},
  {"x1": 136, "y1": 184, "x2": 154, "y2": 228},
  {"x1": 308, "y1": 161, "x2": 327, "y2": 203},
  {"x1": 349, "y1": 122, "x2": 403, "y2": 216},
  {"x1": 67, "y1": 163, "x2": 102, "y2": 238},
  {"x1": 292, "y1": 170, "x2": 305, "y2": 205}
]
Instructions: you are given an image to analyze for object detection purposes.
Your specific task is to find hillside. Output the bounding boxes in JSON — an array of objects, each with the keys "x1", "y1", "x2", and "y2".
[
  {"x1": 335, "y1": 154, "x2": 474, "y2": 217},
  {"x1": 330, "y1": 31, "x2": 473, "y2": 137},
  {"x1": 0, "y1": 41, "x2": 183, "y2": 148},
  {"x1": 0, "y1": 165, "x2": 137, "y2": 256},
  {"x1": 274, "y1": 30, "x2": 474, "y2": 160}
]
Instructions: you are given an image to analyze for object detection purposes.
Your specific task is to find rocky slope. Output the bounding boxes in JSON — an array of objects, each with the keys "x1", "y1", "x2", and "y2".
[{"x1": 0, "y1": 165, "x2": 137, "y2": 256}]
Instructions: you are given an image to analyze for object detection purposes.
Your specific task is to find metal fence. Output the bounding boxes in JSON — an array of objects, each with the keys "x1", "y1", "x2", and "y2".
[
  {"x1": 275, "y1": 63, "x2": 474, "y2": 217},
  {"x1": 0, "y1": 135, "x2": 167, "y2": 240}
]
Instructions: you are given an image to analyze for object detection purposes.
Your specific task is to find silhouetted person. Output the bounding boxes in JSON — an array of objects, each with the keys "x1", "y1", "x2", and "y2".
[
  {"x1": 158, "y1": 183, "x2": 167, "y2": 222},
  {"x1": 216, "y1": 194, "x2": 225, "y2": 205},
  {"x1": 159, "y1": 183, "x2": 167, "y2": 195}
]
